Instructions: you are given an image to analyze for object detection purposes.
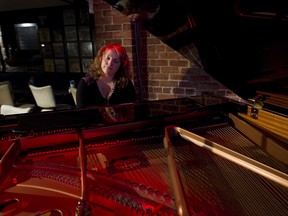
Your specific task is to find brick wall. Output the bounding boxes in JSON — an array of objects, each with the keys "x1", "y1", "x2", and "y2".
[{"x1": 93, "y1": 0, "x2": 238, "y2": 102}]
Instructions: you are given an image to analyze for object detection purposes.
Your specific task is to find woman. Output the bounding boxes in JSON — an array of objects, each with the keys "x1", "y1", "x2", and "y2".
[{"x1": 76, "y1": 43, "x2": 136, "y2": 108}]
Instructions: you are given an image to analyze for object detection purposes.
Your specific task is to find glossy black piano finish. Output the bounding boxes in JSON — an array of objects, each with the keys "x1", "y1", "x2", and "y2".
[{"x1": 105, "y1": 0, "x2": 288, "y2": 98}]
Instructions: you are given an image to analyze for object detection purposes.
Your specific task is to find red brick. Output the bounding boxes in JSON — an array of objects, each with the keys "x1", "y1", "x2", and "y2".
[
  {"x1": 95, "y1": 17, "x2": 112, "y2": 25},
  {"x1": 147, "y1": 38, "x2": 162, "y2": 44},
  {"x1": 103, "y1": 39, "x2": 122, "y2": 45},
  {"x1": 150, "y1": 73, "x2": 169, "y2": 80},
  {"x1": 146, "y1": 52, "x2": 159, "y2": 59},
  {"x1": 170, "y1": 60, "x2": 189, "y2": 67},
  {"x1": 113, "y1": 16, "x2": 130, "y2": 24},
  {"x1": 148, "y1": 93, "x2": 158, "y2": 100},
  {"x1": 160, "y1": 67, "x2": 180, "y2": 73},
  {"x1": 170, "y1": 74, "x2": 190, "y2": 80},
  {"x1": 163, "y1": 88, "x2": 171, "y2": 93},
  {"x1": 146, "y1": 67, "x2": 160, "y2": 73},
  {"x1": 114, "y1": 31, "x2": 132, "y2": 39},
  {"x1": 154, "y1": 87, "x2": 162, "y2": 93},
  {"x1": 123, "y1": 39, "x2": 133, "y2": 46},
  {"x1": 159, "y1": 81, "x2": 178, "y2": 87},
  {"x1": 123, "y1": 24, "x2": 132, "y2": 30},
  {"x1": 159, "y1": 52, "x2": 181, "y2": 59},
  {"x1": 94, "y1": 12, "x2": 105, "y2": 18},
  {"x1": 97, "y1": 32, "x2": 114, "y2": 39},
  {"x1": 159, "y1": 94, "x2": 176, "y2": 100},
  {"x1": 150, "y1": 60, "x2": 168, "y2": 66},
  {"x1": 148, "y1": 78, "x2": 160, "y2": 85},
  {"x1": 105, "y1": 25, "x2": 122, "y2": 31},
  {"x1": 173, "y1": 88, "x2": 185, "y2": 94},
  {"x1": 155, "y1": 45, "x2": 166, "y2": 52},
  {"x1": 103, "y1": 10, "x2": 114, "y2": 17}
]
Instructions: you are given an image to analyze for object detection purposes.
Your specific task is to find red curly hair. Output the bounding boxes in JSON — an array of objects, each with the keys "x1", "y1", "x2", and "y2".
[{"x1": 88, "y1": 43, "x2": 132, "y2": 88}]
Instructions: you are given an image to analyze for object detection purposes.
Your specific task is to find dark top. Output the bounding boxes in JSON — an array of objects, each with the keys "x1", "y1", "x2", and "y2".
[{"x1": 76, "y1": 76, "x2": 136, "y2": 108}]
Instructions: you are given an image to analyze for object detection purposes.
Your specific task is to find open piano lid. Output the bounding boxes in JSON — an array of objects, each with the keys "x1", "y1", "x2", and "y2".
[{"x1": 105, "y1": 0, "x2": 288, "y2": 99}]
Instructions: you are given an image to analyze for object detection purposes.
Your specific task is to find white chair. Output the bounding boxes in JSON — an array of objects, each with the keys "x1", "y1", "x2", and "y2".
[
  {"x1": 29, "y1": 84, "x2": 56, "y2": 111},
  {"x1": 0, "y1": 81, "x2": 35, "y2": 111},
  {"x1": 70, "y1": 87, "x2": 77, "y2": 105},
  {"x1": 0, "y1": 81, "x2": 14, "y2": 106},
  {"x1": 29, "y1": 84, "x2": 72, "y2": 112},
  {"x1": 1, "y1": 104, "x2": 33, "y2": 115}
]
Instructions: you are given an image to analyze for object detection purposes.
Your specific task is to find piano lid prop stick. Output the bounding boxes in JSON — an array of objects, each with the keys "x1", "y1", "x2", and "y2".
[
  {"x1": 75, "y1": 130, "x2": 91, "y2": 216},
  {"x1": 164, "y1": 126, "x2": 191, "y2": 216},
  {"x1": 0, "y1": 139, "x2": 22, "y2": 184}
]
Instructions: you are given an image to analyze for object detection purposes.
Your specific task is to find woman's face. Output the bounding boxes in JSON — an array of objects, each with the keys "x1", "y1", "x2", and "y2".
[{"x1": 101, "y1": 49, "x2": 121, "y2": 78}]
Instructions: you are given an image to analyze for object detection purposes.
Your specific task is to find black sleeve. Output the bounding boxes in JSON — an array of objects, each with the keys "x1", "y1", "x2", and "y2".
[
  {"x1": 122, "y1": 80, "x2": 137, "y2": 103},
  {"x1": 76, "y1": 78, "x2": 89, "y2": 108}
]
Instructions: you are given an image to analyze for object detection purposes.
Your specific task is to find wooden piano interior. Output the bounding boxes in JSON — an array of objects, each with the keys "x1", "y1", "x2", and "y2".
[{"x1": 0, "y1": 98, "x2": 287, "y2": 216}]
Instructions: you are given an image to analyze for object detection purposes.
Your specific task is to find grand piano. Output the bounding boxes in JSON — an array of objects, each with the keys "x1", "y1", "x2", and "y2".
[{"x1": 0, "y1": 1, "x2": 287, "y2": 215}]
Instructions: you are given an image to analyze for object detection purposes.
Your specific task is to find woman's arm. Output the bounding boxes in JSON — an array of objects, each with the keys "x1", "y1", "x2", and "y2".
[
  {"x1": 123, "y1": 80, "x2": 137, "y2": 103},
  {"x1": 76, "y1": 78, "x2": 89, "y2": 108}
]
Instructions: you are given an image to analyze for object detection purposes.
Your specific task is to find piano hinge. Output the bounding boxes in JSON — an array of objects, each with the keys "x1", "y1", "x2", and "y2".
[
  {"x1": 251, "y1": 107, "x2": 259, "y2": 119},
  {"x1": 248, "y1": 98, "x2": 265, "y2": 119}
]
